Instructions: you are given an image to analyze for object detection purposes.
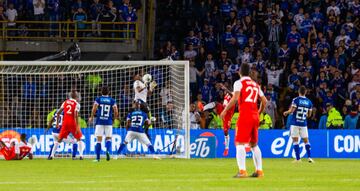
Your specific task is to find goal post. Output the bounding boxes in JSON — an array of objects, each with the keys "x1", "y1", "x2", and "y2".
[{"x1": 0, "y1": 61, "x2": 190, "y2": 159}]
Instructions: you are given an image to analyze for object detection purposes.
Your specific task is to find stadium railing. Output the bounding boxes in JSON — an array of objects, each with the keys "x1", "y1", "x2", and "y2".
[{"x1": 0, "y1": 20, "x2": 138, "y2": 41}]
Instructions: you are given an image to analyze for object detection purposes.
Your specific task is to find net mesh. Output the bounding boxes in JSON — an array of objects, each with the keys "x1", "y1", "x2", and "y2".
[{"x1": 0, "y1": 61, "x2": 190, "y2": 159}]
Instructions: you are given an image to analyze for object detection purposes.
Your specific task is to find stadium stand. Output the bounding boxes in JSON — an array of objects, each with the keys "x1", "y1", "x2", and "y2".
[{"x1": 155, "y1": 0, "x2": 360, "y2": 129}]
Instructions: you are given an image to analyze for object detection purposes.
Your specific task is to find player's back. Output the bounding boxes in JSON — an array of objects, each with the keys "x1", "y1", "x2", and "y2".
[
  {"x1": 95, "y1": 96, "x2": 116, "y2": 125},
  {"x1": 291, "y1": 96, "x2": 313, "y2": 127},
  {"x1": 127, "y1": 109, "x2": 149, "y2": 133},
  {"x1": 62, "y1": 99, "x2": 80, "y2": 123},
  {"x1": 235, "y1": 77, "x2": 264, "y2": 114}
]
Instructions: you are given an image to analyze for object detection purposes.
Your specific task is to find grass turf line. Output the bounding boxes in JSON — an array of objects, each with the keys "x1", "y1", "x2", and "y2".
[{"x1": 0, "y1": 158, "x2": 359, "y2": 191}]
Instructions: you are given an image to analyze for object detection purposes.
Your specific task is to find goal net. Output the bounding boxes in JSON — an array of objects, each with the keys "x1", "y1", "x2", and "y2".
[{"x1": 0, "y1": 61, "x2": 190, "y2": 159}]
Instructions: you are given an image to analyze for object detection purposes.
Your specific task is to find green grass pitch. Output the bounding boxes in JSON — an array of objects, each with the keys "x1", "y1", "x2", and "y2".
[{"x1": 1, "y1": 158, "x2": 359, "y2": 191}]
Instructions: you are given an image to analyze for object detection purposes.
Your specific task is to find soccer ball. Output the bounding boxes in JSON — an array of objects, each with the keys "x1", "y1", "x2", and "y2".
[{"x1": 142, "y1": 74, "x2": 152, "y2": 83}]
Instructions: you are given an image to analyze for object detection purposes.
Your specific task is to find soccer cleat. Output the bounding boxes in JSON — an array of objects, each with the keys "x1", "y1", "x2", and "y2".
[
  {"x1": 223, "y1": 149, "x2": 229, "y2": 156},
  {"x1": 106, "y1": 152, "x2": 110, "y2": 161},
  {"x1": 292, "y1": 159, "x2": 302, "y2": 163},
  {"x1": 250, "y1": 170, "x2": 264, "y2": 178},
  {"x1": 308, "y1": 158, "x2": 314, "y2": 163},
  {"x1": 153, "y1": 156, "x2": 162, "y2": 160},
  {"x1": 233, "y1": 170, "x2": 248, "y2": 178},
  {"x1": 79, "y1": 157, "x2": 84, "y2": 160},
  {"x1": 92, "y1": 159, "x2": 100, "y2": 162},
  {"x1": 47, "y1": 156, "x2": 53, "y2": 160}
]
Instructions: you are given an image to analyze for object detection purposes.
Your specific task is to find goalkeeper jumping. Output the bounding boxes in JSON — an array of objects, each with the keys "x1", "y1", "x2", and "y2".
[{"x1": 133, "y1": 73, "x2": 157, "y2": 138}]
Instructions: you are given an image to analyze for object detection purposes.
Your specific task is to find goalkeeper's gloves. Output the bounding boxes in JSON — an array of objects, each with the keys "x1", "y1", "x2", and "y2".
[{"x1": 149, "y1": 81, "x2": 157, "y2": 92}]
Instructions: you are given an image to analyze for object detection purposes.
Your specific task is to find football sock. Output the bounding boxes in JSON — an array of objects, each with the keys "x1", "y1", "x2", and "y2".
[
  {"x1": 305, "y1": 143, "x2": 311, "y2": 158},
  {"x1": 105, "y1": 140, "x2": 111, "y2": 153},
  {"x1": 224, "y1": 135, "x2": 230, "y2": 149},
  {"x1": 148, "y1": 145, "x2": 155, "y2": 153},
  {"x1": 117, "y1": 143, "x2": 126, "y2": 154},
  {"x1": 236, "y1": 145, "x2": 246, "y2": 171},
  {"x1": 72, "y1": 143, "x2": 78, "y2": 158},
  {"x1": 293, "y1": 143, "x2": 300, "y2": 160},
  {"x1": 78, "y1": 141, "x2": 84, "y2": 157},
  {"x1": 95, "y1": 142, "x2": 101, "y2": 160},
  {"x1": 51, "y1": 142, "x2": 59, "y2": 157},
  {"x1": 251, "y1": 145, "x2": 263, "y2": 171},
  {"x1": 48, "y1": 144, "x2": 54, "y2": 158}
]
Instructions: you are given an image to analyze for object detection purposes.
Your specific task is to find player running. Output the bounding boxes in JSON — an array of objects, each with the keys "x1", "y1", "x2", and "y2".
[
  {"x1": 0, "y1": 133, "x2": 33, "y2": 160},
  {"x1": 49, "y1": 90, "x2": 84, "y2": 160},
  {"x1": 89, "y1": 86, "x2": 119, "y2": 162},
  {"x1": 203, "y1": 83, "x2": 235, "y2": 156},
  {"x1": 46, "y1": 110, "x2": 78, "y2": 159},
  {"x1": 220, "y1": 63, "x2": 267, "y2": 178},
  {"x1": 283, "y1": 86, "x2": 314, "y2": 163},
  {"x1": 115, "y1": 100, "x2": 159, "y2": 159}
]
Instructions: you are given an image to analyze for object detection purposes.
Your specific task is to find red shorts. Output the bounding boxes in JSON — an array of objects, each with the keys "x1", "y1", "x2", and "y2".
[
  {"x1": 59, "y1": 121, "x2": 82, "y2": 140},
  {"x1": 223, "y1": 112, "x2": 233, "y2": 132},
  {"x1": 235, "y1": 112, "x2": 259, "y2": 144},
  {"x1": 0, "y1": 146, "x2": 16, "y2": 160}
]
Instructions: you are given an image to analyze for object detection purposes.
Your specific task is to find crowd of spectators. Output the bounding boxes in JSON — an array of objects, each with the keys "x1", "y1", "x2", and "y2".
[
  {"x1": 155, "y1": 0, "x2": 360, "y2": 129},
  {"x1": 0, "y1": 0, "x2": 140, "y2": 38}
]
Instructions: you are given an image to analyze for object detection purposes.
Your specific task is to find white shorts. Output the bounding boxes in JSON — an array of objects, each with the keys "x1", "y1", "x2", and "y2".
[
  {"x1": 52, "y1": 133, "x2": 75, "y2": 144},
  {"x1": 95, "y1": 125, "x2": 113, "y2": 137},
  {"x1": 290, "y1": 125, "x2": 309, "y2": 138},
  {"x1": 124, "y1": 131, "x2": 151, "y2": 146}
]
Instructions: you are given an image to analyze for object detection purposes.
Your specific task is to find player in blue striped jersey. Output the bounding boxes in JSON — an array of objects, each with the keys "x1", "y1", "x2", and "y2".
[
  {"x1": 89, "y1": 86, "x2": 119, "y2": 162},
  {"x1": 283, "y1": 86, "x2": 314, "y2": 163},
  {"x1": 46, "y1": 110, "x2": 77, "y2": 159},
  {"x1": 115, "y1": 100, "x2": 158, "y2": 159}
]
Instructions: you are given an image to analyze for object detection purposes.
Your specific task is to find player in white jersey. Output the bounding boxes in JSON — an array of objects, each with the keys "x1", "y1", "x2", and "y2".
[{"x1": 133, "y1": 74, "x2": 157, "y2": 104}]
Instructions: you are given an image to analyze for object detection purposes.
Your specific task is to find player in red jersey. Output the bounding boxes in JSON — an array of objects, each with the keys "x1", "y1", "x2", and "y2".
[
  {"x1": 49, "y1": 90, "x2": 84, "y2": 160},
  {"x1": 202, "y1": 83, "x2": 235, "y2": 156},
  {"x1": 220, "y1": 63, "x2": 267, "y2": 178},
  {"x1": 0, "y1": 133, "x2": 33, "y2": 160},
  {"x1": 219, "y1": 84, "x2": 235, "y2": 156}
]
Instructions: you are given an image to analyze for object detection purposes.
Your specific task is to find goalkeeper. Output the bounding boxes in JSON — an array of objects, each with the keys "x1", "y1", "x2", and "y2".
[{"x1": 133, "y1": 74, "x2": 157, "y2": 138}]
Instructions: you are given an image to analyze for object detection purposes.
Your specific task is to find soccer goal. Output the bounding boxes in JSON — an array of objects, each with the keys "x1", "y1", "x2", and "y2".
[{"x1": 0, "y1": 61, "x2": 190, "y2": 159}]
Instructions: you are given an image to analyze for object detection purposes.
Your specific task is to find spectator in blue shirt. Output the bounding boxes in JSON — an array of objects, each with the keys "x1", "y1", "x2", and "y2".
[
  {"x1": 344, "y1": 106, "x2": 359, "y2": 129},
  {"x1": 73, "y1": 8, "x2": 88, "y2": 38},
  {"x1": 47, "y1": 0, "x2": 60, "y2": 37},
  {"x1": 288, "y1": 67, "x2": 301, "y2": 92},
  {"x1": 286, "y1": 24, "x2": 301, "y2": 53},
  {"x1": 90, "y1": 0, "x2": 103, "y2": 37},
  {"x1": 184, "y1": 30, "x2": 200, "y2": 50},
  {"x1": 220, "y1": 0, "x2": 231, "y2": 17},
  {"x1": 234, "y1": 28, "x2": 247, "y2": 51},
  {"x1": 122, "y1": 4, "x2": 137, "y2": 38},
  {"x1": 311, "y1": 6, "x2": 324, "y2": 31},
  {"x1": 201, "y1": 79, "x2": 212, "y2": 103},
  {"x1": 300, "y1": 13, "x2": 313, "y2": 37}
]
